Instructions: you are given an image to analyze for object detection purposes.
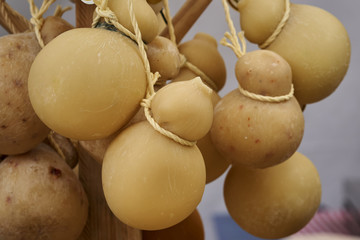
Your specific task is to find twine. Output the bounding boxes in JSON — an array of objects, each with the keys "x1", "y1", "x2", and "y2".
[
  {"x1": 142, "y1": 97, "x2": 196, "y2": 147},
  {"x1": 126, "y1": 0, "x2": 196, "y2": 147},
  {"x1": 259, "y1": 0, "x2": 290, "y2": 49},
  {"x1": 226, "y1": 0, "x2": 238, "y2": 10},
  {"x1": 28, "y1": 0, "x2": 56, "y2": 48},
  {"x1": 179, "y1": 54, "x2": 218, "y2": 91},
  {"x1": 93, "y1": 0, "x2": 196, "y2": 147},
  {"x1": 220, "y1": 0, "x2": 246, "y2": 60},
  {"x1": 238, "y1": 84, "x2": 294, "y2": 102},
  {"x1": 220, "y1": 0, "x2": 293, "y2": 102},
  {"x1": 161, "y1": 0, "x2": 218, "y2": 91},
  {"x1": 92, "y1": 0, "x2": 138, "y2": 45},
  {"x1": 223, "y1": 0, "x2": 290, "y2": 49},
  {"x1": 53, "y1": 5, "x2": 72, "y2": 18},
  {"x1": 0, "y1": 0, "x2": 32, "y2": 34},
  {"x1": 162, "y1": 0, "x2": 176, "y2": 44}
]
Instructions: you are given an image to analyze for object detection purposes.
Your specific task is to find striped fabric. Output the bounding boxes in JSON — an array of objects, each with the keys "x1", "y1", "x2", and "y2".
[
  {"x1": 288, "y1": 233, "x2": 360, "y2": 240},
  {"x1": 296, "y1": 209, "x2": 360, "y2": 236}
]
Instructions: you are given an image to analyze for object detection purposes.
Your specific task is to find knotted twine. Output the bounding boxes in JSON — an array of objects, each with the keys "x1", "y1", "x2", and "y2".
[
  {"x1": 224, "y1": 0, "x2": 290, "y2": 50},
  {"x1": 259, "y1": 0, "x2": 290, "y2": 49},
  {"x1": 28, "y1": 0, "x2": 72, "y2": 48},
  {"x1": 30, "y1": 0, "x2": 74, "y2": 160},
  {"x1": 28, "y1": 0, "x2": 55, "y2": 48},
  {"x1": 220, "y1": 0, "x2": 294, "y2": 103},
  {"x1": 92, "y1": 0, "x2": 196, "y2": 147}
]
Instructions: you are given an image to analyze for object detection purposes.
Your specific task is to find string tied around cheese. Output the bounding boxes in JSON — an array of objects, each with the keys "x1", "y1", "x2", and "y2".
[
  {"x1": 161, "y1": 0, "x2": 218, "y2": 92},
  {"x1": 162, "y1": 0, "x2": 176, "y2": 44},
  {"x1": 220, "y1": 0, "x2": 294, "y2": 102},
  {"x1": 259, "y1": 0, "x2": 290, "y2": 49},
  {"x1": 53, "y1": 5, "x2": 72, "y2": 18},
  {"x1": 92, "y1": 0, "x2": 140, "y2": 46},
  {"x1": 225, "y1": 0, "x2": 290, "y2": 49},
  {"x1": 127, "y1": 0, "x2": 196, "y2": 147},
  {"x1": 93, "y1": 0, "x2": 196, "y2": 147},
  {"x1": 141, "y1": 97, "x2": 197, "y2": 147},
  {"x1": 28, "y1": 0, "x2": 55, "y2": 48},
  {"x1": 28, "y1": 0, "x2": 72, "y2": 48},
  {"x1": 179, "y1": 54, "x2": 219, "y2": 91}
]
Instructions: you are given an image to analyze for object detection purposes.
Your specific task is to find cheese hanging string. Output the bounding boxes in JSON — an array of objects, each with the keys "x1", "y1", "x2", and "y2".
[
  {"x1": 91, "y1": 0, "x2": 138, "y2": 44},
  {"x1": 220, "y1": 0, "x2": 294, "y2": 102},
  {"x1": 259, "y1": 0, "x2": 290, "y2": 49},
  {"x1": 53, "y1": 5, "x2": 72, "y2": 18},
  {"x1": 179, "y1": 54, "x2": 219, "y2": 91},
  {"x1": 46, "y1": 2, "x2": 74, "y2": 160},
  {"x1": 31, "y1": 0, "x2": 75, "y2": 159},
  {"x1": 226, "y1": 0, "x2": 239, "y2": 10},
  {"x1": 220, "y1": 0, "x2": 246, "y2": 59},
  {"x1": 123, "y1": 0, "x2": 196, "y2": 147},
  {"x1": 162, "y1": 0, "x2": 176, "y2": 44},
  {"x1": 225, "y1": 0, "x2": 290, "y2": 49},
  {"x1": 89, "y1": 0, "x2": 195, "y2": 146},
  {"x1": 28, "y1": 0, "x2": 56, "y2": 48},
  {"x1": 161, "y1": 0, "x2": 218, "y2": 91}
]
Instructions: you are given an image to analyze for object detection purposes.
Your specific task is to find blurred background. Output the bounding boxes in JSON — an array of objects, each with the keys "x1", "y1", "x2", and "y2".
[{"x1": 1, "y1": 0, "x2": 359, "y2": 239}]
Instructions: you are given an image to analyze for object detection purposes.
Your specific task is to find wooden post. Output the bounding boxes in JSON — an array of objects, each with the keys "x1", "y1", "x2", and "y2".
[
  {"x1": 75, "y1": 0, "x2": 95, "y2": 28},
  {"x1": 75, "y1": 1, "x2": 141, "y2": 239},
  {"x1": 78, "y1": 145, "x2": 142, "y2": 240}
]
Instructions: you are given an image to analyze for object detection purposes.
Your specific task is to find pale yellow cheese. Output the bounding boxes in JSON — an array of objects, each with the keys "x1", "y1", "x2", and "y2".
[{"x1": 28, "y1": 28, "x2": 147, "y2": 140}]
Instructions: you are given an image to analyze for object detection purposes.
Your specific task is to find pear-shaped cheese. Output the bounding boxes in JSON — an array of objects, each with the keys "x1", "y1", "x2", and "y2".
[
  {"x1": 102, "y1": 121, "x2": 206, "y2": 230},
  {"x1": 239, "y1": 1, "x2": 351, "y2": 104}
]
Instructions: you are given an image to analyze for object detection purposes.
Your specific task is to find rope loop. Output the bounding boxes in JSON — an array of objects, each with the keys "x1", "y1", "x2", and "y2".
[
  {"x1": 259, "y1": 0, "x2": 290, "y2": 49},
  {"x1": 239, "y1": 84, "x2": 294, "y2": 103},
  {"x1": 162, "y1": 0, "x2": 176, "y2": 44},
  {"x1": 140, "y1": 96, "x2": 197, "y2": 147},
  {"x1": 94, "y1": 5, "x2": 118, "y2": 25},
  {"x1": 92, "y1": 0, "x2": 138, "y2": 43},
  {"x1": 220, "y1": 0, "x2": 294, "y2": 103},
  {"x1": 28, "y1": 0, "x2": 56, "y2": 48},
  {"x1": 53, "y1": 5, "x2": 72, "y2": 17},
  {"x1": 93, "y1": 0, "x2": 195, "y2": 147},
  {"x1": 179, "y1": 54, "x2": 218, "y2": 92},
  {"x1": 220, "y1": 0, "x2": 246, "y2": 59}
]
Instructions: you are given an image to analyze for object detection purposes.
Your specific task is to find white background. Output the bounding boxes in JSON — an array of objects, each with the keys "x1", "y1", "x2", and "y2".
[{"x1": 1, "y1": 1, "x2": 359, "y2": 239}]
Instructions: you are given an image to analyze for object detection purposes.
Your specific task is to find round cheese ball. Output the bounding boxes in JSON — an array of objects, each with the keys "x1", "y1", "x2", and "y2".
[
  {"x1": 102, "y1": 121, "x2": 205, "y2": 230},
  {"x1": 224, "y1": 152, "x2": 321, "y2": 239},
  {"x1": 28, "y1": 28, "x2": 147, "y2": 140}
]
